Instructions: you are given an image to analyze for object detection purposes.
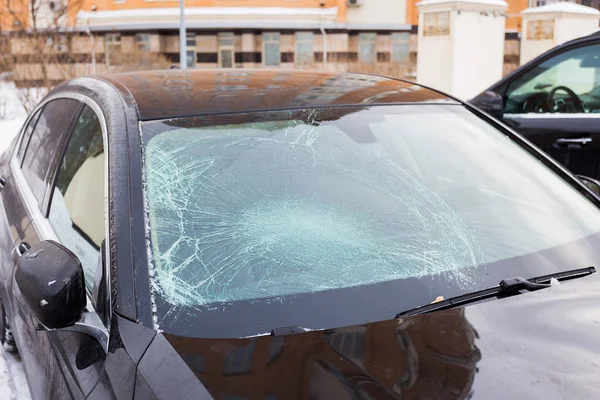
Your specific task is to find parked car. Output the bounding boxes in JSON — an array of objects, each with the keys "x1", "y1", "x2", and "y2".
[
  {"x1": 470, "y1": 31, "x2": 600, "y2": 187},
  {"x1": 2, "y1": 70, "x2": 600, "y2": 400}
]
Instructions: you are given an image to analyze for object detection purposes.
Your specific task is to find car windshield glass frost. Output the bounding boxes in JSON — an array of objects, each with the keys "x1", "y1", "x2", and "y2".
[{"x1": 141, "y1": 105, "x2": 600, "y2": 324}]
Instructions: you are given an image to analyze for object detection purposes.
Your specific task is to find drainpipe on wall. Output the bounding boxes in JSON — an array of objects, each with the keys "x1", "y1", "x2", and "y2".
[
  {"x1": 320, "y1": 26, "x2": 328, "y2": 67},
  {"x1": 320, "y1": 6, "x2": 328, "y2": 68},
  {"x1": 84, "y1": 19, "x2": 96, "y2": 75},
  {"x1": 179, "y1": 0, "x2": 187, "y2": 69}
]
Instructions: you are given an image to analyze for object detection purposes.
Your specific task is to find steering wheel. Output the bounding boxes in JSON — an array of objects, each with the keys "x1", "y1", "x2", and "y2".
[
  {"x1": 546, "y1": 86, "x2": 585, "y2": 113},
  {"x1": 522, "y1": 92, "x2": 550, "y2": 113}
]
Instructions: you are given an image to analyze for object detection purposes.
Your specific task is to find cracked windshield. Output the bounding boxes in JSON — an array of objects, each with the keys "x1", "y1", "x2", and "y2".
[{"x1": 142, "y1": 104, "x2": 600, "y2": 336}]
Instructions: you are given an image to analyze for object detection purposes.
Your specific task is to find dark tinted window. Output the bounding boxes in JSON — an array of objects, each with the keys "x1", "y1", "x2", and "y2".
[
  {"x1": 22, "y1": 99, "x2": 79, "y2": 204},
  {"x1": 17, "y1": 108, "x2": 41, "y2": 162},
  {"x1": 504, "y1": 44, "x2": 600, "y2": 114},
  {"x1": 49, "y1": 105, "x2": 105, "y2": 292}
]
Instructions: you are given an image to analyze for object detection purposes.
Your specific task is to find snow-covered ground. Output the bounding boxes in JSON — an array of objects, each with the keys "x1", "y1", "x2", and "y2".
[
  {"x1": 0, "y1": 344, "x2": 31, "y2": 400},
  {"x1": 0, "y1": 82, "x2": 26, "y2": 154},
  {"x1": 0, "y1": 119, "x2": 23, "y2": 154},
  {"x1": 0, "y1": 81, "x2": 31, "y2": 400}
]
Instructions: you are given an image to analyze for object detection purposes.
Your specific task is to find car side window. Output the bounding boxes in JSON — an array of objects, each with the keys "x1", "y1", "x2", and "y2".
[
  {"x1": 504, "y1": 44, "x2": 600, "y2": 114},
  {"x1": 48, "y1": 104, "x2": 105, "y2": 292},
  {"x1": 21, "y1": 99, "x2": 80, "y2": 204},
  {"x1": 16, "y1": 108, "x2": 41, "y2": 162}
]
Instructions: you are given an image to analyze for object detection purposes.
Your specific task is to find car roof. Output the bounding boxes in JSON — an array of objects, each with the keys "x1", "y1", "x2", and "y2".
[{"x1": 98, "y1": 69, "x2": 459, "y2": 121}]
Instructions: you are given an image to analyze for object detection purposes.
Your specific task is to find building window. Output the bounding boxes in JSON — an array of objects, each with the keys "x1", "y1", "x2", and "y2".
[
  {"x1": 46, "y1": 35, "x2": 68, "y2": 53},
  {"x1": 186, "y1": 32, "x2": 196, "y2": 47},
  {"x1": 105, "y1": 33, "x2": 121, "y2": 66},
  {"x1": 218, "y1": 32, "x2": 234, "y2": 68},
  {"x1": 263, "y1": 32, "x2": 280, "y2": 67},
  {"x1": 359, "y1": 33, "x2": 376, "y2": 64},
  {"x1": 391, "y1": 32, "x2": 410, "y2": 63},
  {"x1": 186, "y1": 32, "x2": 196, "y2": 68},
  {"x1": 223, "y1": 340, "x2": 256, "y2": 375},
  {"x1": 186, "y1": 50, "x2": 196, "y2": 68},
  {"x1": 295, "y1": 32, "x2": 313, "y2": 66},
  {"x1": 136, "y1": 33, "x2": 150, "y2": 51}
]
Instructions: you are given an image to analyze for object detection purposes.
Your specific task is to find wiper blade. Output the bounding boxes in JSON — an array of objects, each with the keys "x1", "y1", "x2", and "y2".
[{"x1": 396, "y1": 266, "x2": 596, "y2": 318}]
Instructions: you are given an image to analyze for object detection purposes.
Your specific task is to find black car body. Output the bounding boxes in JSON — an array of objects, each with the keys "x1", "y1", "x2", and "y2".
[
  {"x1": 471, "y1": 31, "x2": 600, "y2": 182},
  {"x1": 2, "y1": 69, "x2": 600, "y2": 400}
]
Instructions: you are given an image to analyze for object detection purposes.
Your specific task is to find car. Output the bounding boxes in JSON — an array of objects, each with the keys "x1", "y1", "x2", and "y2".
[
  {"x1": 2, "y1": 69, "x2": 600, "y2": 400},
  {"x1": 470, "y1": 31, "x2": 600, "y2": 187}
]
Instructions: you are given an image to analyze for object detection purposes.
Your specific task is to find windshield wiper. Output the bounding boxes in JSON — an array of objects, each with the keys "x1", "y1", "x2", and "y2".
[{"x1": 396, "y1": 266, "x2": 596, "y2": 318}]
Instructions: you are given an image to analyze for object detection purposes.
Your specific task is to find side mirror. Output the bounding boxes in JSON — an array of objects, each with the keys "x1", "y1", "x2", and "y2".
[
  {"x1": 15, "y1": 240, "x2": 86, "y2": 329},
  {"x1": 577, "y1": 175, "x2": 600, "y2": 195},
  {"x1": 470, "y1": 90, "x2": 504, "y2": 120}
]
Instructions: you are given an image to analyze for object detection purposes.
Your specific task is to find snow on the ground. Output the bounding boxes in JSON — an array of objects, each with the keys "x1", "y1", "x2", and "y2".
[
  {"x1": 0, "y1": 82, "x2": 26, "y2": 155},
  {"x1": 0, "y1": 344, "x2": 31, "y2": 400},
  {"x1": 0, "y1": 81, "x2": 31, "y2": 400},
  {"x1": 0, "y1": 82, "x2": 26, "y2": 118},
  {"x1": 0, "y1": 119, "x2": 24, "y2": 155}
]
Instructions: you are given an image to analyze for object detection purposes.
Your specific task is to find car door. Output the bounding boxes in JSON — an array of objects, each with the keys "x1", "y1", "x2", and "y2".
[
  {"x1": 8, "y1": 97, "x2": 83, "y2": 399},
  {"x1": 9, "y1": 97, "x2": 115, "y2": 400},
  {"x1": 499, "y1": 42, "x2": 600, "y2": 180}
]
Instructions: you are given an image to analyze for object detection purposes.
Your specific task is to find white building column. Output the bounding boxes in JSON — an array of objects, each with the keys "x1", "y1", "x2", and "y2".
[
  {"x1": 520, "y1": 3, "x2": 600, "y2": 65},
  {"x1": 416, "y1": 0, "x2": 507, "y2": 100}
]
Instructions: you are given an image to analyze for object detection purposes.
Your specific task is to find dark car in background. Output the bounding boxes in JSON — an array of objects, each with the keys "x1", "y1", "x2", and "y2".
[
  {"x1": 2, "y1": 70, "x2": 600, "y2": 399},
  {"x1": 471, "y1": 31, "x2": 600, "y2": 188}
]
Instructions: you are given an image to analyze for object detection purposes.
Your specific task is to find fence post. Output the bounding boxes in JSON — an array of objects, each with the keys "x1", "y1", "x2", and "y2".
[
  {"x1": 416, "y1": 0, "x2": 507, "y2": 100},
  {"x1": 520, "y1": 3, "x2": 600, "y2": 65}
]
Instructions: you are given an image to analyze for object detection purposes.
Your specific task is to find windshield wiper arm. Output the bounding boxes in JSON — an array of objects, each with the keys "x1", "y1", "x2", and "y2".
[{"x1": 396, "y1": 266, "x2": 596, "y2": 318}]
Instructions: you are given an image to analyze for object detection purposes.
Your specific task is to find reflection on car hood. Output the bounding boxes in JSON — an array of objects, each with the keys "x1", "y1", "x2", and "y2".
[{"x1": 164, "y1": 272, "x2": 600, "y2": 399}]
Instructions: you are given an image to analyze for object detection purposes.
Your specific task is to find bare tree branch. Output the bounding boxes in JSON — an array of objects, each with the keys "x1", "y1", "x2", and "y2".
[{"x1": 1, "y1": 0, "x2": 172, "y2": 113}]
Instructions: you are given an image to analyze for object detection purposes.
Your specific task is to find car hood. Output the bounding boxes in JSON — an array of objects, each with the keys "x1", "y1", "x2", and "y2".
[{"x1": 164, "y1": 273, "x2": 600, "y2": 399}]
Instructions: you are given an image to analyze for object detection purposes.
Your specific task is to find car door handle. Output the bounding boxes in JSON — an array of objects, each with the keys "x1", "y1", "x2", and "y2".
[
  {"x1": 14, "y1": 242, "x2": 30, "y2": 257},
  {"x1": 0, "y1": 177, "x2": 5, "y2": 191},
  {"x1": 553, "y1": 137, "x2": 592, "y2": 149}
]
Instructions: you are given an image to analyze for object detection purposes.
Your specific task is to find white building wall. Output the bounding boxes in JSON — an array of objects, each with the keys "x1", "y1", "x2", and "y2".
[
  {"x1": 416, "y1": 33, "x2": 453, "y2": 94},
  {"x1": 346, "y1": 0, "x2": 407, "y2": 25},
  {"x1": 555, "y1": 14, "x2": 599, "y2": 44},
  {"x1": 451, "y1": 9, "x2": 505, "y2": 99}
]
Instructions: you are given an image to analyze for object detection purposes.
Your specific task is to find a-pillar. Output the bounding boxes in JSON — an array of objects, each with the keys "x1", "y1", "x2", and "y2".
[
  {"x1": 416, "y1": 0, "x2": 507, "y2": 100},
  {"x1": 520, "y1": 3, "x2": 600, "y2": 65}
]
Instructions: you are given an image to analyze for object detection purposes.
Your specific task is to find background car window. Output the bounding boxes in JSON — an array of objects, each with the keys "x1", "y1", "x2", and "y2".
[
  {"x1": 16, "y1": 108, "x2": 41, "y2": 162},
  {"x1": 504, "y1": 44, "x2": 600, "y2": 114},
  {"x1": 21, "y1": 99, "x2": 79, "y2": 204},
  {"x1": 48, "y1": 105, "x2": 105, "y2": 292}
]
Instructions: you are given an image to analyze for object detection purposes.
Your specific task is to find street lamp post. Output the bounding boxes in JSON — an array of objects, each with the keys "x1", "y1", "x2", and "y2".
[{"x1": 179, "y1": 0, "x2": 187, "y2": 69}]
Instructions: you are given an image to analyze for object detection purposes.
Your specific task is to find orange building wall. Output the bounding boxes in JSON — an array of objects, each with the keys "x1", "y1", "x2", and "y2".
[
  {"x1": 405, "y1": 0, "x2": 529, "y2": 32},
  {"x1": 506, "y1": 0, "x2": 528, "y2": 31},
  {"x1": 406, "y1": 0, "x2": 418, "y2": 28},
  {"x1": 0, "y1": 0, "x2": 29, "y2": 30}
]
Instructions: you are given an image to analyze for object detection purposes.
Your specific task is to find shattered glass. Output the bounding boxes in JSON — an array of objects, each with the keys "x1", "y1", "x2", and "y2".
[{"x1": 141, "y1": 105, "x2": 600, "y2": 309}]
